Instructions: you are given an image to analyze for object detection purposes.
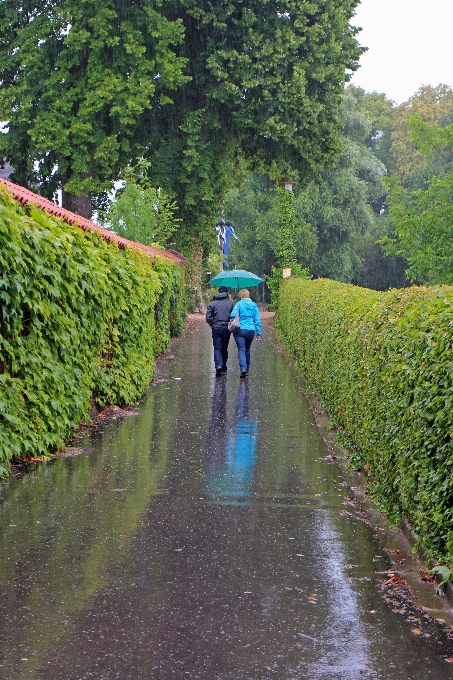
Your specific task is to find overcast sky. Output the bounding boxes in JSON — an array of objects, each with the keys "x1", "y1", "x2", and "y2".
[{"x1": 349, "y1": 0, "x2": 453, "y2": 104}]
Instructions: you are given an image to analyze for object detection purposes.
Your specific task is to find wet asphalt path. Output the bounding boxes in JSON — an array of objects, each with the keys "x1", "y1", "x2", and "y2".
[{"x1": 1, "y1": 318, "x2": 453, "y2": 679}]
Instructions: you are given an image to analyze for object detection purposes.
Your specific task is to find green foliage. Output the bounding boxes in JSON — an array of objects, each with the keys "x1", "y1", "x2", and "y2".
[
  {"x1": 388, "y1": 85, "x2": 453, "y2": 185},
  {"x1": 430, "y1": 566, "x2": 452, "y2": 594},
  {"x1": 225, "y1": 173, "x2": 317, "y2": 300},
  {"x1": 267, "y1": 263, "x2": 309, "y2": 308},
  {"x1": 226, "y1": 174, "x2": 298, "y2": 273},
  {"x1": 345, "y1": 85, "x2": 394, "y2": 168},
  {"x1": 0, "y1": 0, "x2": 363, "y2": 232},
  {"x1": 276, "y1": 187, "x2": 297, "y2": 268},
  {"x1": 0, "y1": 0, "x2": 189, "y2": 212},
  {"x1": 296, "y1": 92, "x2": 388, "y2": 282},
  {"x1": 266, "y1": 266, "x2": 283, "y2": 309},
  {"x1": 351, "y1": 215, "x2": 408, "y2": 291},
  {"x1": 0, "y1": 185, "x2": 184, "y2": 471},
  {"x1": 276, "y1": 277, "x2": 453, "y2": 565},
  {"x1": 141, "y1": 0, "x2": 364, "y2": 249},
  {"x1": 98, "y1": 161, "x2": 179, "y2": 247},
  {"x1": 226, "y1": 89, "x2": 399, "y2": 288},
  {"x1": 384, "y1": 120, "x2": 453, "y2": 285}
]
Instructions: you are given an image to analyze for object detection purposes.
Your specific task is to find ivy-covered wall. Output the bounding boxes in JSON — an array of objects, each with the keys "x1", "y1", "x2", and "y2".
[
  {"x1": 276, "y1": 277, "x2": 453, "y2": 565},
  {"x1": 0, "y1": 185, "x2": 185, "y2": 474}
]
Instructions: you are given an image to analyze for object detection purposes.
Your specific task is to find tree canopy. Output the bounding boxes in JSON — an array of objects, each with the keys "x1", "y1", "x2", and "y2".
[
  {"x1": 0, "y1": 0, "x2": 188, "y2": 216},
  {"x1": 384, "y1": 121, "x2": 453, "y2": 285},
  {"x1": 0, "y1": 0, "x2": 363, "y2": 237},
  {"x1": 388, "y1": 84, "x2": 453, "y2": 185},
  {"x1": 143, "y1": 0, "x2": 364, "y2": 250},
  {"x1": 98, "y1": 161, "x2": 180, "y2": 247},
  {"x1": 225, "y1": 88, "x2": 394, "y2": 286}
]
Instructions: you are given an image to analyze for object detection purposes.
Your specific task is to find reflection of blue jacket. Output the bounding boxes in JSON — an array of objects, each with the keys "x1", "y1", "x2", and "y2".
[
  {"x1": 205, "y1": 380, "x2": 258, "y2": 502},
  {"x1": 231, "y1": 299, "x2": 261, "y2": 337}
]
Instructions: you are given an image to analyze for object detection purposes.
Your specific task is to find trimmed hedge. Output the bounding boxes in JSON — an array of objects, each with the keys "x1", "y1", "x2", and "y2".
[
  {"x1": 0, "y1": 185, "x2": 184, "y2": 473},
  {"x1": 276, "y1": 278, "x2": 453, "y2": 565}
]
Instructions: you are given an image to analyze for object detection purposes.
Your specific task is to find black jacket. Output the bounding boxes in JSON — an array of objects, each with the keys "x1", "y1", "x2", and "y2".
[{"x1": 206, "y1": 292, "x2": 234, "y2": 328}]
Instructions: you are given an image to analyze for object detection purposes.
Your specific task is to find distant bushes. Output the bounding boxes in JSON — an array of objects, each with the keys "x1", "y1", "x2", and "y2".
[
  {"x1": 0, "y1": 185, "x2": 184, "y2": 473},
  {"x1": 276, "y1": 277, "x2": 453, "y2": 564}
]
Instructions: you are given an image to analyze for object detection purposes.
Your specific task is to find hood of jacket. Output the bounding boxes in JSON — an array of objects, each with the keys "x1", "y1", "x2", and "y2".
[{"x1": 236, "y1": 298, "x2": 256, "y2": 309}]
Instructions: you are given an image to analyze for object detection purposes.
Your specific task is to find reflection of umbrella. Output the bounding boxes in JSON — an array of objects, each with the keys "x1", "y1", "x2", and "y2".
[{"x1": 208, "y1": 270, "x2": 263, "y2": 289}]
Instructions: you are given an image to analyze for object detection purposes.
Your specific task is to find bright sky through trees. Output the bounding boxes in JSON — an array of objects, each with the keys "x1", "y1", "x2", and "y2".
[{"x1": 350, "y1": 0, "x2": 453, "y2": 104}]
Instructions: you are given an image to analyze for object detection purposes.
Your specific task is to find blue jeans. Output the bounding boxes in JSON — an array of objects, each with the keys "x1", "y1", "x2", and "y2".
[
  {"x1": 234, "y1": 329, "x2": 255, "y2": 373},
  {"x1": 212, "y1": 326, "x2": 231, "y2": 371}
]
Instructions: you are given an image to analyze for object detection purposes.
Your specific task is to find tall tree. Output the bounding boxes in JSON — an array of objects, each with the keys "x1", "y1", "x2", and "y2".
[
  {"x1": 226, "y1": 89, "x2": 403, "y2": 287},
  {"x1": 389, "y1": 84, "x2": 453, "y2": 184},
  {"x1": 225, "y1": 173, "x2": 318, "y2": 277},
  {"x1": 137, "y1": 0, "x2": 364, "y2": 252},
  {"x1": 345, "y1": 85, "x2": 394, "y2": 170},
  {"x1": 0, "y1": 0, "x2": 188, "y2": 217},
  {"x1": 295, "y1": 88, "x2": 387, "y2": 282},
  {"x1": 0, "y1": 0, "x2": 364, "y2": 279},
  {"x1": 98, "y1": 162, "x2": 180, "y2": 247},
  {"x1": 384, "y1": 121, "x2": 453, "y2": 285}
]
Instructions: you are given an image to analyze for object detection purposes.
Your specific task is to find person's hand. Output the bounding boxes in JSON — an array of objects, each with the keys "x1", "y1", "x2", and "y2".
[{"x1": 256, "y1": 336, "x2": 261, "y2": 342}]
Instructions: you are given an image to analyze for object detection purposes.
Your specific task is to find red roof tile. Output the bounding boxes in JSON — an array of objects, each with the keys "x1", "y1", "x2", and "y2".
[{"x1": 0, "y1": 178, "x2": 187, "y2": 264}]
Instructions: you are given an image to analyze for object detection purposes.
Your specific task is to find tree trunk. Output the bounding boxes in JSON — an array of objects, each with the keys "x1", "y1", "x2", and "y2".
[{"x1": 62, "y1": 190, "x2": 92, "y2": 219}]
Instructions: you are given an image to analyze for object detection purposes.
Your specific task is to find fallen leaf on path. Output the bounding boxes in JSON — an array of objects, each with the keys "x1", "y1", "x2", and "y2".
[
  {"x1": 406, "y1": 616, "x2": 421, "y2": 624},
  {"x1": 384, "y1": 575, "x2": 407, "y2": 586},
  {"x1": 343, "y1": 496, "x2": 359, "y2": 508},
  {"x1": 419, "y1": 569, "x2": 436, "y2": 583},
  {"x1": 411, "y1": 628, "x2": 422, "y2": 635}
]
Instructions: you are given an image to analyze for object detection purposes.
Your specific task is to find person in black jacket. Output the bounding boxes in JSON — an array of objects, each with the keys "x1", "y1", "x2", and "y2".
[{"x1": 205, "y1": 286, "x2": 235, "y2": 376}]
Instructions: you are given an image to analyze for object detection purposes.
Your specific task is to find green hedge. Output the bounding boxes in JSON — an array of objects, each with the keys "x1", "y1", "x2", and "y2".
[
  {"x1": 0, "y1": 185, "x2": 185, "y2": 473},
  {"x1": 276, "y1": 278, "x2": 453, "y2": 565}
]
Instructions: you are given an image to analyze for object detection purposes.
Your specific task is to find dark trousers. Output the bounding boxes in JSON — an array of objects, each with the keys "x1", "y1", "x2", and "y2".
[
  {"x1": 212, "y1": 326, "x2": 231, "y2": 371},
  {"x1": 234, "y1": 329, "x2": 255, "y2": 373}
]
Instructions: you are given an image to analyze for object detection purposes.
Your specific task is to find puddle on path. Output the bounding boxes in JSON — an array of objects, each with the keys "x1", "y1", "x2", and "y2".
[{"x1": 1, "y1": 320, "x2": 453, "y2": 679}]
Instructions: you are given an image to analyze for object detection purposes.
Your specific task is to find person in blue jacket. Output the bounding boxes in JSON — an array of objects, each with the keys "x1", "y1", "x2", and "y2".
[{"x1": 230, "y1": 288, "x2": 261, "y2": 378}]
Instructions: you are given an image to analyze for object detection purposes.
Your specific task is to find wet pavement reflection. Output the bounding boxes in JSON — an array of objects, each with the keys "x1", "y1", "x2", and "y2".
[{"x1": 1, "y1": 319, "x2": 453, "y2": 679}]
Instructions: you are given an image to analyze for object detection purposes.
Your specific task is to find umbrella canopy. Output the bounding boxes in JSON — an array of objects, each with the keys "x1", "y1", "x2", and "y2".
[{"x1": 208, "y1": 269, "x2": 263, "y2": 289}]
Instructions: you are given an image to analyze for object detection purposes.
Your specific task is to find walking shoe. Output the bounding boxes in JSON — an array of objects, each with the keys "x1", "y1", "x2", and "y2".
[
  {"x1": 220, "y1": 370, "x2": 227, "y2": 375},
  {"x1": 216, "y1": 367, "x2": 222, "y2": 377},
  {"x1": 240, "y1": 370, "x2": 247, "y2": 378}
]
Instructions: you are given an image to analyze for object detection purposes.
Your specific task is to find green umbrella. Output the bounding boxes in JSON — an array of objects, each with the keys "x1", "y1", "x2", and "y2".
[{"x1": 208, "y1": 269, "x2": 263, "y2": 289}]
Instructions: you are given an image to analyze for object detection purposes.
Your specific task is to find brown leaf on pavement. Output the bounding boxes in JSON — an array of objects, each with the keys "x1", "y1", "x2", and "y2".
[
  {"x1": 418, "y1": 569, "x2": 435, "y2": 583},
  {"x1": 384, "y1": 575, "x2": 407, "y2": 586}
]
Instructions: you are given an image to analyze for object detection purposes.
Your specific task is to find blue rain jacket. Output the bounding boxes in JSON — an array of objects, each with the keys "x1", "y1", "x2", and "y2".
[{"x1": 230, "y1": 299, "x2": 261, "y2": 337}]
